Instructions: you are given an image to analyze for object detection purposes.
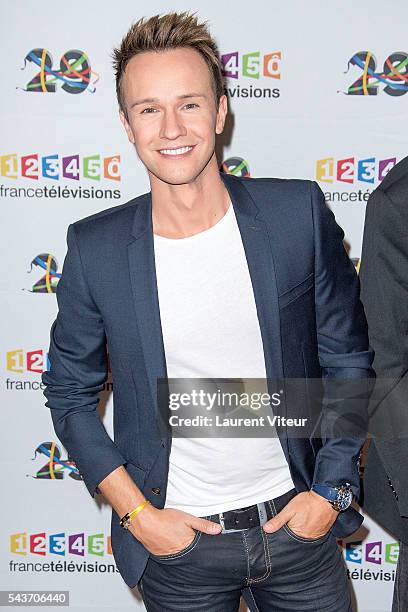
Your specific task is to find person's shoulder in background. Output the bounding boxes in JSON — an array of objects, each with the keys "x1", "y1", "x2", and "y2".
[{"x1": 377, "y1": 155, "x2": 408, "y2": 198}]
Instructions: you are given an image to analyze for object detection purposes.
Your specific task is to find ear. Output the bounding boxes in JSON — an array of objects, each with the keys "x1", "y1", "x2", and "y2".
[
  {"x1": 119, "y1": 109, "x2": 135, "y2": 144},
  {"x1": 215, "y1": 94, "x2": 228, "y2": 135}
]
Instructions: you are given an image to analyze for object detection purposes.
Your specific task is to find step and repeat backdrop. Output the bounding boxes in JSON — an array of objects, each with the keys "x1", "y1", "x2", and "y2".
[{"x1": 1, "y1": 1, "x2": 407, "y2": 610}]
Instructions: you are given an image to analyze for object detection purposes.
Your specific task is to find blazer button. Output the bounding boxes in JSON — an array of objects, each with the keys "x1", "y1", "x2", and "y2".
[{"x1": 151, "y1": 487, "x2": 161, "y2": 495}]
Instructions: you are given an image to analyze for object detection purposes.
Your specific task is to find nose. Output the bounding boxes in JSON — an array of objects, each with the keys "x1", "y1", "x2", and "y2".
[{"x1": 159, "y1": 108, "x2": 187, "y2": 141}]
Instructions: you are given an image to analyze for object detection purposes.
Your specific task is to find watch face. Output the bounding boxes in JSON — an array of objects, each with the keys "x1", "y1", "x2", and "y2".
[{"x1": 336, "y1": 487, "x2": 353, "y2": 510}]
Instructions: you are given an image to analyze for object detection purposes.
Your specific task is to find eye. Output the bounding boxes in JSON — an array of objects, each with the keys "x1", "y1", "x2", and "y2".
[
  {"x1": 184, "y1": 102, "x2": 199, "y2": 109},
  {"x1": 141, "y1": 107, "x2": 158, "y2": 114}
]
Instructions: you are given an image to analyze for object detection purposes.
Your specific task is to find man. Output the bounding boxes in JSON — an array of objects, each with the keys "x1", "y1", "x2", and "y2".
[
  {"x1": 42, "y1": 12, "x2": 373, "y2": 611},
  {"x1": 359, "y1": 155, "x2": 408, "y2": 612}
]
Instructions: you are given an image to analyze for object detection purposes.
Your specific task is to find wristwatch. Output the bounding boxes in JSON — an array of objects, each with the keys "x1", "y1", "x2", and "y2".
[{"x1": 311, "y1": 483, "x2": 353, "y2": 512}]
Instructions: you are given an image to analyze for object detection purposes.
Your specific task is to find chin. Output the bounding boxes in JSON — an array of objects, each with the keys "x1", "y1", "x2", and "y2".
[{"x1": 149, "y1": 166, "x2": 206, "y2": 186}]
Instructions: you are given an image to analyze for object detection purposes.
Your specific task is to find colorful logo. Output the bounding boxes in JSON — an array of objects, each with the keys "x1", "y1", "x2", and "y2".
[
  {"x1": 221, "y1": 157, "x2": 251, "y2": 177},
  {"x1": 6, "y1": 349, "x2": 50, "y2": 374},
  {"x1": 339, "y1": 539, "x2": 399, "y2": 566},
  {"x1": 24, "y1": 254, "x2": 62, "y2": 294},
  {"x1": 0, "y1": 153, "x2": 120, "y2": 182},
  {"x1": 221, "y1": 51, "x2": 281, "y2": 80},
  {"x1": 10, "y1": 531, "x2": 112, "y2": 556},
  {"x1": 21, "y1": 48, "x2": 99, "y2": 94},
  {"x1": 29, "y1": 442, "x2": 81, "y2": 483},
  {"x1": 342, "y1": 52, "x2": 408, "y2": 96},
  {"x1": 316, "y1": 156, "x2": 397, "y2": 185},
  {"x1": 6, "y1": 348, "x2": 112, "y2": 375}
]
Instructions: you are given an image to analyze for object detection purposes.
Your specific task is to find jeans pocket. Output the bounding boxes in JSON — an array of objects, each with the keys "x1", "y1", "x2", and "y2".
[
  {"x1": 282, "y1": 523, "x2": 331, "y2": 544},
  {"x1": 150, "y1": 529, "x2": 202, "y2": 561}
]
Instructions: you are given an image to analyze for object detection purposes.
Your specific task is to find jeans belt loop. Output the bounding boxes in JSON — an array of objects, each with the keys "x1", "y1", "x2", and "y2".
[{"x1": 257, "y1": 501, "x2": 268, "y2": 526}]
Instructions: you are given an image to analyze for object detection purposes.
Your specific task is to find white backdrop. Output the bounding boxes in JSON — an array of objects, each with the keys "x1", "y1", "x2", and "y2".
[{"x1": 1, "y1": 1, "x2": 407, "y2": 610}]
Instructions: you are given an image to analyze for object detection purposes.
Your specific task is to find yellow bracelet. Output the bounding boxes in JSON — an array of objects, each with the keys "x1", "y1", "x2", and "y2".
[{"x1": 119, "y1": 499, "x2": 151, "y2": 529}]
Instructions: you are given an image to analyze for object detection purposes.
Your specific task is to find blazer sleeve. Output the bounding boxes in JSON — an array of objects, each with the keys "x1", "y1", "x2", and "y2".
[
  {"x1": 41, "y1": 223, "x2": 127, "y2": 498},
  {"x1": 309, "y1": 181, "x2": 375, "y2": 497}
]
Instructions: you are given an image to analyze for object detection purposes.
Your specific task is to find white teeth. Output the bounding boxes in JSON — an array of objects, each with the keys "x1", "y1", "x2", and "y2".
[{"x1": 159, "y1": 146, "x2": 193, "y2": 155}]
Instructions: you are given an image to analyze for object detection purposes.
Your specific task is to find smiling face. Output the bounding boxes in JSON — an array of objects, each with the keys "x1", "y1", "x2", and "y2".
[{"x1": 119, "y1": 47, "x2": 227, "y2": 186}]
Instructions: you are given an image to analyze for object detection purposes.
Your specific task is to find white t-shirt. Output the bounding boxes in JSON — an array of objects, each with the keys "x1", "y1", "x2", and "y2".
[{"x1": 153, "y1": 200, "x2": 294, "y2": 516}]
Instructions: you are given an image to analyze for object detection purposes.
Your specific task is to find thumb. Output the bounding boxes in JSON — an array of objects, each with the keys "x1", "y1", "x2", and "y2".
[
  {"x1": 263, "y1": 506, "x2": 294, "y2": 533},
  {"x1": 189, "y1": 516, "x2": 222, "y2": 535}
]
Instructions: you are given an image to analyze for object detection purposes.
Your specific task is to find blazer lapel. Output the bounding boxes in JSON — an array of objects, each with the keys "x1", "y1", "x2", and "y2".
[
  {"x1": 221, "y1": 174, "x2": 289, "y2": 459},
  {"x1": 127, "y1": 193, "x2": 168, "y2": 439}
]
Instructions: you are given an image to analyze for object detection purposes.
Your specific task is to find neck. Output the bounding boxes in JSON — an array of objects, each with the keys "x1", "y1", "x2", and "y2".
[{"x1": 149, "y1": 155, "x2": 230, "y2": 239}]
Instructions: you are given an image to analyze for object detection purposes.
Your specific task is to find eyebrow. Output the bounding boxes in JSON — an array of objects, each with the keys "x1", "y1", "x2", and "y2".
[{"x1": 129, "y1": 93, "x2": 207, "y2": 110}]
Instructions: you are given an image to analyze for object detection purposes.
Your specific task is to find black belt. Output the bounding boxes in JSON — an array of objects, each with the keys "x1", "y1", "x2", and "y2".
[{"x1": 202, "y1": 488, "x2": 297, "y2": 533}]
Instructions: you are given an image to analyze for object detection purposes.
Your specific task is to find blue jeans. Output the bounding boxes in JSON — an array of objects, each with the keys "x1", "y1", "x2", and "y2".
[{"x1": 138, "y1": 498, "x2": 352, "y2": 611}]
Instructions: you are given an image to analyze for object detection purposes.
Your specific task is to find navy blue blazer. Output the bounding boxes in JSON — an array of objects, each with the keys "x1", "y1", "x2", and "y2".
[{"x1": 42, "y1": 173, "x2": 374, "y2": 588}]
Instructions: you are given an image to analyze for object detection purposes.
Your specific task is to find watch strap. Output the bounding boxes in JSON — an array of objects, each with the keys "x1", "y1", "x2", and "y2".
[
  {"x1": 311, "y1": 483, "x2": 353, "y2": 511},
  {"x1": 312, "y1": 484, "x2": 341, "y2": 502}
]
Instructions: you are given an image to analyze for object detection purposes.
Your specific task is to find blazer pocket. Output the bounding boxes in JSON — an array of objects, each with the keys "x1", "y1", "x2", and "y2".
[{"x1": 278, "y1": 273, "x2": 314, "y2": 309}]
